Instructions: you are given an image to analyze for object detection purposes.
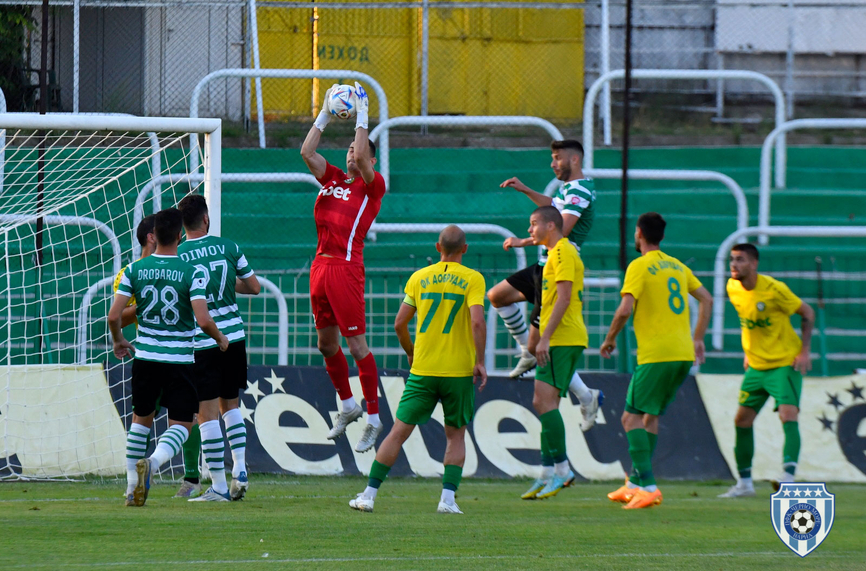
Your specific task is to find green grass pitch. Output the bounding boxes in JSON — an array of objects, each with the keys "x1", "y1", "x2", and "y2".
[{"x1": 1, "y1": 477, "x2": 863, "y2": 570}]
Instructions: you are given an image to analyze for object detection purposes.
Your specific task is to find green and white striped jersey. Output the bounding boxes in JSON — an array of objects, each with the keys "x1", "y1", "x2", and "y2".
[
  {"x1": 178, "y1": 235, "x2": 254, "y2": 350},
  {"x1": 540, "y1": 178, "x2": 596, "y2": 266},
  {"x1": 116, "y1": 255, "x2": 207, "y2": 364}
]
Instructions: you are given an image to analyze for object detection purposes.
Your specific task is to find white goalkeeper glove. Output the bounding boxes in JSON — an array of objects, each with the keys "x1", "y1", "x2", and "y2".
[
  {"x1": 314, "y1": 84, "x2": 339, "y2": 132},
  {"x1": 353, "y1": 81, "x2": 369, "y2": 131}
]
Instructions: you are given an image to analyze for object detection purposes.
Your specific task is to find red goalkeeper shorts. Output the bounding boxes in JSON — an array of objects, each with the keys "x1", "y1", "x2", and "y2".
[{"x1": 310, "y1": 257, "x2": 367, "y2": 337}]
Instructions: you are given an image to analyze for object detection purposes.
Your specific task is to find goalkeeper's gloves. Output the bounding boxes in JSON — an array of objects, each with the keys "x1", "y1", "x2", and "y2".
[
  {"x1": 314, "y1": 84, "x2": 339, "y2": 132},
  {"x1": 353, "y1": 81, "x2": 369, "y2": 131}
]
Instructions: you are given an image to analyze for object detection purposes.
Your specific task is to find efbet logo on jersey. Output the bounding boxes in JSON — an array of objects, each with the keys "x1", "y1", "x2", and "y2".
[
  {"x1": 318, "y1": 185, "x2": 352, "y2": 201},
  {"x1": 771, "y1": 482, "x2": 835, "y2": 557}
]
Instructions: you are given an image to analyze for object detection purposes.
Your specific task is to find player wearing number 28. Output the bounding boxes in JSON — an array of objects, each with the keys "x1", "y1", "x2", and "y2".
[
  {"x1": 301, "y1": 82, "x2": 386, "y2": 453},
  {"x1": 108, "y1": 208, "x2": 229, "y2": 507},
  {"x1": 178, "y1": 194, "x2": 261, "y2": 502},
  {"x1": 601, "y1": 212, "x2": 713, "y2": 509},
  {"x1": 350, "y1": 225, "x2": 487, "y2": 514}
]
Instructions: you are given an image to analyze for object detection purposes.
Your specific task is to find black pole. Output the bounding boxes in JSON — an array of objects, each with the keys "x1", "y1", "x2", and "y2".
[
  {"x1": 619, "y1": 0, "x2": 634, "y2": 273},
  {"x1": 36, "y1": 0, "x2": 48, "y2": 358}
]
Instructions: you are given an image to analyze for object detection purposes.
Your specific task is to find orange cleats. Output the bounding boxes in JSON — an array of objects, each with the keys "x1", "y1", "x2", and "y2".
[
  {"x1": 623, "y1": 488, "x2": 663, "y2": 509},
  {"x1": 607, "y1": 484, "x2": 637, "y2": 504}
]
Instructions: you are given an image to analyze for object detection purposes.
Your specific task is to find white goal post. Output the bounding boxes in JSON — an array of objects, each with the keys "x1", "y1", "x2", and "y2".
[{"x1": 0, "y1": 113, "x2": 222, "y2": 480}]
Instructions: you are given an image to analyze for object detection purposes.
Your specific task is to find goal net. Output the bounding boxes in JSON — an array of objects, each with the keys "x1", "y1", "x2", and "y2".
[{"x1": 0, "y1": 114, "x2": 221, "y2": 480}]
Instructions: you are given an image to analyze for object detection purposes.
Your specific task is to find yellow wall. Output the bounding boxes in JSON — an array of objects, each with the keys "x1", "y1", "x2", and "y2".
[{"x1": 254, "y1": 1, "x2": 584, "y2": 120}]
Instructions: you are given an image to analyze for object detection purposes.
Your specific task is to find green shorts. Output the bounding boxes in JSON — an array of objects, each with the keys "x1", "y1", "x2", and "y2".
[
  {"x1": 536, "y1": 346, "x2": 585, "y2": 398},
  {"x1": 739, "y1": 366, "x2": 802, "y2": 412},
  {"x1": 396, "y1": 374, "x2": 475, "y2": 428},
  {"x1": 625, "y1": 360, "x2": 692, "y2": 416}
]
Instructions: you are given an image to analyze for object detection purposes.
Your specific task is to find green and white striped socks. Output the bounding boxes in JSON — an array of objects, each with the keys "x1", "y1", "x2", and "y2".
[
  {"x1": 125, "y1": 423, "x2": 150, "y2": 494},
  {"x1": 223, "y1": 408, "x2": 247, "y2": 478},
  {"x1": 200, "y1": 420, "x2": 228, "y2": 494},
  {"x1": 151, "y1": 425, "x2": 189, "y2": 469},
  {"x1": 495, "y1": 304, "x2": 530, "y2": 356}
]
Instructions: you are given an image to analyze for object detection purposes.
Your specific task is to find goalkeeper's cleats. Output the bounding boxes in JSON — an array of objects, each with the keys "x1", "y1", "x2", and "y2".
[
  {"x1": 509, "y1": 355, "x2": 537, "y2": 378},
  {"x1": 580, "y1": 389, "x2": 604, "y2": 432},
  {"x1": 607, "y1": 483, "x2": 637, "y2": 504},
  {"x1": 188, "y1": 487, "x2": 231, "y2": 502},
  {"x1": 132, "y1": 458, "x2": 152, "y2": 507},
  {"x1": 718, "y1": 481, "x2": 756, "y2": 498},
  {"x1": 349, "y1": 493, "x2": 375, "y2": 512},
  {"x1": 230, "y1": 472, "x2": 249, "y2": 501},
  {"x1": 521, "y1": 479, "x2": 548, "y2": 500},
  {"x1": 623, "y1": 488, "x2": 663, "y2": 509},
  {"x1": 437, "y1": 501, "x2": 463, "y2": 514},
  {"x1": 536, "y1": 470, "x2": 575, "y2": 499},
  {"x1": 354, "y1": 423, "x2": 383, "y2": 453},
  {"x1": 173, "y1": 480, "x2": 203, "y2": 499},
  {"x1": 327, "y1": 404, "x2": 363, "y2": 440}
]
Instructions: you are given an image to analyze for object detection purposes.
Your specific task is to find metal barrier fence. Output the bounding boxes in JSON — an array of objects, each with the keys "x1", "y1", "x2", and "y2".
[{"x1": 5, "y1": 0, "x2": 865, "y2": 128}]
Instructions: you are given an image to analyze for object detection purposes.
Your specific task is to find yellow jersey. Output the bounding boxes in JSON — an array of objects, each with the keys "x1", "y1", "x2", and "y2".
[
  {"x1": 622, "y1": 250, "x2": 702, "y2": 365},
  {"x1": 403, "y1": 261, "x2": 486, "y2": 377},
  {"x1": 540, "y1": 238, "x2": 588, "y2": 347},
  {"x1": 113, "y1": 264, "x2": 135, "y2": 306},
  {"x1": 727, "y1": 274, "x2": 803, "y2": 370}
]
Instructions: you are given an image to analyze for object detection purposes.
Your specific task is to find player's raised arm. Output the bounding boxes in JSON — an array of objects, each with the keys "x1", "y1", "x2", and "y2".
[
  {"x1": 301, "y1": 84, "x2": 338, "y2": 179},
  {"x1": 500, "y1": 177, "x2": 553, "y2": 207},
  {"x1": 352, "y1": 82, "x2": 376, "y2": 185}
]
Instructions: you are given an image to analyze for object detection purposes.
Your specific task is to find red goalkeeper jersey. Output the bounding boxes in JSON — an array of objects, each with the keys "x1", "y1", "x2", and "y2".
[{"x1": 314, "y1": 162, "x2": 385, "y2": 264}]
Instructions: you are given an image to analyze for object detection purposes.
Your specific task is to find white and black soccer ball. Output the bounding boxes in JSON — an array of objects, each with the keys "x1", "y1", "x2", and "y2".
[
  {"x1": 790, "y1": 509, "x2": 815, "y2": 534},
  {"x1": 328, "y1": 85, "x2": 356, "y2": 119}
]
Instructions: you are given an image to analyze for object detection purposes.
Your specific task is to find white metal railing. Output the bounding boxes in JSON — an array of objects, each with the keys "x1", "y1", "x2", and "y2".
[
  {"x1": 76, "y1": 276, "x2": 287, "y2": 365},
  {"x1": 369, "y1": 115, "x2": 564, "y2": 192},
  {"x1": 583, "y1": 69, "x2": 787, "y2": 188},
  {"x1": 578, "y1": 168, "x2": 750, "y2": 231},
  {"x1": 711, "y1": 226, "x2": 866, "y2": 350},
  {"x1": 132, "y1": 171, "x2": 320, "y2": 259},
  {"x1": 189, "y1": 68, "x2": 389, "y2": 185},
  {"x1": 758, "y1": 118, "x2": 866, "y2": 244},
  {"x1": 0, "y1": 87, "x2": 5, "y2": 195}
]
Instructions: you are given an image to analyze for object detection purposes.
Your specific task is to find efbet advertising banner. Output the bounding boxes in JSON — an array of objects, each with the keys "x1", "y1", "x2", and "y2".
[
  {"x1": 108, "y1": 365, "x2": 729, "y2": 480},
  {"x1": 697, "y1": 374, "x2": 866, "y2": 483}
]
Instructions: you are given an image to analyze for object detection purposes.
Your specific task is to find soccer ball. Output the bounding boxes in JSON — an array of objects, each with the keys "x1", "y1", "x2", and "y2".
[
  {"x1": 790, "y1": 509, "x2": 815, "y2": 534},
  {"x1": 328, "y1": 85, "x2": 356, "y2": 120}
]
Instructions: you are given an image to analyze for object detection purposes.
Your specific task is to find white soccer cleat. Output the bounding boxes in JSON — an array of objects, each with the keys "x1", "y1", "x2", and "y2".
[
  {"x1": 354, "y1": 423, "x2": 384, "y2": 453},
  {"x1": 327, "y1": 404, "x2": 363, "y2": 440},
  {"x1": 188, "y1": 486, "x2": 231, "y2": 502},
  {"x1": 173, "y1": 480, "x2": 203, "y2": 499},
  {"x1": 771, "y1": 473, "x2": 795, "y2": 492},
  {"x1": 509, "y1": 354, "x2": 537, "y2": 378},
  {"x1": 718, "y1": 482, "x2": 756, "y2": 498},
  {"x1": 579, "y1": 389, "x2": 604, "y2": 432},
  {"x1": 437, "y1": 500, "x2": 463, "y2": 514},
  {"x1": 349, "y1": 493, "x2": 375, "y2": 512}
]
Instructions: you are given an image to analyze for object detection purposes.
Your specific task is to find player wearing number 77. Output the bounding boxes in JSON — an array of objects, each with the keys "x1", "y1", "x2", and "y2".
[
  {"x1": 108, "y1": 208, "x2": 229, "y2": 507},
  {"x1": 600, "y1": 212, "x2": 713, "y2": 509},
  {"x1": 349, "y1": 225, "x2": 487, "y2": 514}
]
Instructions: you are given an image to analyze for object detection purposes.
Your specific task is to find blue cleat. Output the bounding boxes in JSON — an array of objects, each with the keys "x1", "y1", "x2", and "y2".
[{"x1": 536, "y1": 470, "x2": 575, "y2": 499}]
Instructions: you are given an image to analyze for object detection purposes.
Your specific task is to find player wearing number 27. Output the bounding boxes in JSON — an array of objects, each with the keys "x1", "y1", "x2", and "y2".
[
  {"x1": 301, "y1": 82, "x2": 386, "y2": 453},
  {"x1": 601, "y1": 212, "x2": 713, "y2": 509},
  {"x1": 350, "y1": 225, "x2": 487, "y2": 514},
  {"x1": 108, "y1": 208, "x2": 229, "y2": 507}
]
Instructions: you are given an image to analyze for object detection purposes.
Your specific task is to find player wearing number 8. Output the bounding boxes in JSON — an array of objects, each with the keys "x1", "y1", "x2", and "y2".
[
  {"x1": 349, "y1": 225, "x2": 487, "y2": 514},
  {"x1": 600, "y1": 212, "x2": 713, "y2": 509}
]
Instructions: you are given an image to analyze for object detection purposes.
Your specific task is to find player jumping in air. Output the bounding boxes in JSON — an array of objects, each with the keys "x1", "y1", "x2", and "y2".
[
  {"x1": 178, "y1": 194, "x2": 261, "y2": 502},
  {"x1": 108, "y1": 208, "x2": 229, "y2": 507},
  {"x1": 301, "y1": 82, "x2": 386, "y2": 452},
  {"x1": 601, "y1": 213, "x2": 713, "y2": 509},
  {"x1": 349, "y1": 225, "x2": 487, "y2": 514},
  {"x1": 487, "y1": 140, "x2": 603, "y2": 432},
  {"x1": 719, "y1": 243, "x2": 814, "y2": 498},
  {"x1": 520, "y1": 207, "x2": 587, "y2": 500}
]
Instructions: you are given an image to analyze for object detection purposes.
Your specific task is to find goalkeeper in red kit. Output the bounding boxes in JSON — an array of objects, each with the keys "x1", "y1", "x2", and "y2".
[{"x1": 301, "y1": 82, "x2": 386, "y2": 452}]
